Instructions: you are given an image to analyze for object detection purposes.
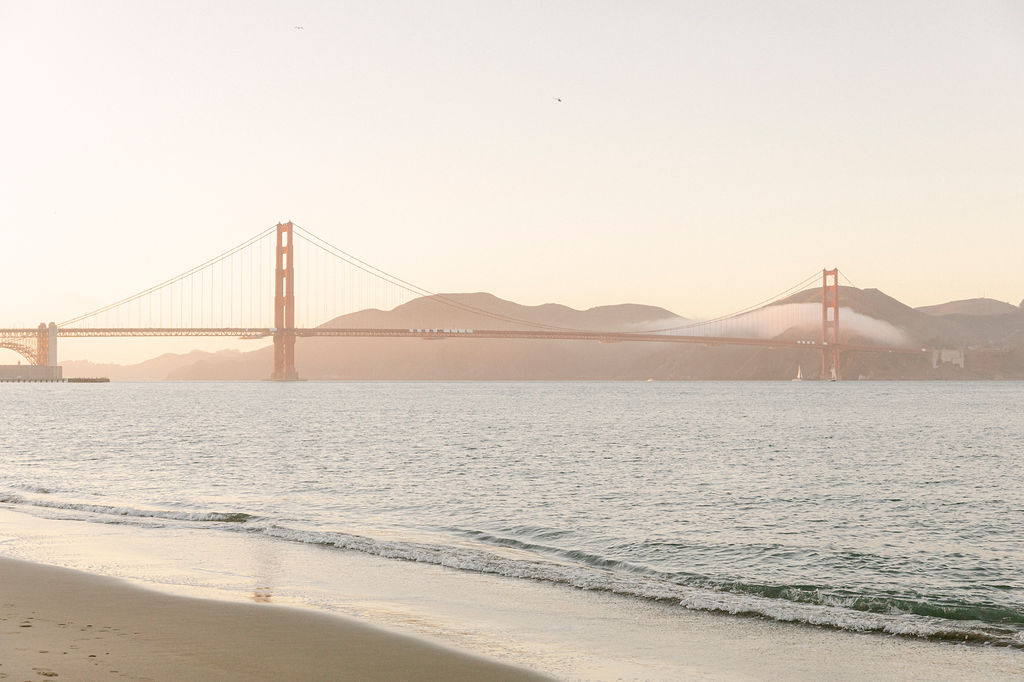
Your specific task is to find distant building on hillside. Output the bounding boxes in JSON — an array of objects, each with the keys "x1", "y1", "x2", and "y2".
[{"x1": 931, "y1": 349, "x2": 965, "y2": 369}]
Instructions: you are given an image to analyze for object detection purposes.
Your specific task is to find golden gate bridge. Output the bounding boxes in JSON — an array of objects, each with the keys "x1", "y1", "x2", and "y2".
[{"x1": 0, "y1": 222, "x2": 928, "y2": 381}]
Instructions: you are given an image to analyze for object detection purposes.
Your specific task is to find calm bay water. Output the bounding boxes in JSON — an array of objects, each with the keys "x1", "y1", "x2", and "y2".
[{"x1": 1, "y1": 381, "x2": 1022, "y2": 646}]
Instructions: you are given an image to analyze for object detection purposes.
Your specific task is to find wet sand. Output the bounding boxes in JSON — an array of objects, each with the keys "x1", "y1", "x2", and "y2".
[{"x1": 0, "y1": 556, "x2": 551, "y2": 682}]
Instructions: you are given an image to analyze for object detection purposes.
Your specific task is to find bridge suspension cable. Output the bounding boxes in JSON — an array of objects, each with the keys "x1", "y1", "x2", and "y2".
[
  {"x1": 59, "y1": 226, "x2": 278, "y2": 329},
  {"x1": 636, "y1": 271, "x2": 824, "y2": 334},
  {"x1": 292, "y1": 225, "x2": 594, "y2": 332},
  {"x1": 837, "y1": 269, "x2": 858, "y2": 288}
]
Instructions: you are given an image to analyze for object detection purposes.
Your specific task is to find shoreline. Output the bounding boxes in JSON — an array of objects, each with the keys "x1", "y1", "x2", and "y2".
[
  {"x1": 0, "y1": 555, "x2": 551, "y2": 682},
  {"x1": 1, "y1": 508, "x2": 1023, "y2": 680}
]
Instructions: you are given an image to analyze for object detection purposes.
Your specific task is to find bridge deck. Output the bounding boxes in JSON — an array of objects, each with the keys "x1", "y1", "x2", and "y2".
[{"x1": 1, "y1": 327, "x2": 931, "y2": 355}]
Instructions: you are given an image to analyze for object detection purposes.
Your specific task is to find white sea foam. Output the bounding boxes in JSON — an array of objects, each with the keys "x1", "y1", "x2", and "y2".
[
  {"x1": 0, "y1": 492, "x2": 250, "y2": 523},
  {"x1": 245, "y1": 522, "x2": 1008, "y2": 645}
]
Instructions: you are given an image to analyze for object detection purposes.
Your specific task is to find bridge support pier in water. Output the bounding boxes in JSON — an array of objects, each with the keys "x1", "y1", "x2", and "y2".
[
  {"x1": 271, "y1": 221, "x2": 299, "y2": 381},
  {"x1": 35, "y1": 322, "x2": 58, "y2": 367}
]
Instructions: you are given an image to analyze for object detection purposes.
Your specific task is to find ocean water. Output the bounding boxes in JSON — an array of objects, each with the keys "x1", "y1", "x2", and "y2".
[{"x1": 1, "y1": 381, "x2": 1022, "y2": 649}]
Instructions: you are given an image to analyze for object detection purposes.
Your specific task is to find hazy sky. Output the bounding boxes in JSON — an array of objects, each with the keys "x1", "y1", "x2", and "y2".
[{"x1": 2, "y1": 1, "x2": 1022, "y2": 362}]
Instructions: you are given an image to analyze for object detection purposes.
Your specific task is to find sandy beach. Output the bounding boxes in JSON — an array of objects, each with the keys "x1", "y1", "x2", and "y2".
[{"x1": 0, "y1": 556, "x2": 551, "y2": 682}]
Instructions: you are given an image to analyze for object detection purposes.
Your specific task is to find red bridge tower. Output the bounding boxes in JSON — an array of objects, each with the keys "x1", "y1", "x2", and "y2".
[
  {"x1": 821, "y1": 268, "x2": 840, "y2": 380},
  {"x1": 272, "y1": 221, "x2": 298, "y2": 380}
]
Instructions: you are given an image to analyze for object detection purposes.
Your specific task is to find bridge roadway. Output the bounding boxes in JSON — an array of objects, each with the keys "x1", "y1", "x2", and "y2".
[{"x1": 0, "y1": 327, "x2": 930, "y2": 355}]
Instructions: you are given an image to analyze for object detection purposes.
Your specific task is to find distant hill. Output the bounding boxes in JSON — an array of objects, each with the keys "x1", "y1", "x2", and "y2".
[
  {"x1": 165, "y1": 294, "x2": 690, "y2": 381},
  {"x1": 322, "y1": 293, "x2": 687, "y2": 332},
  {"x1": 62, "y1": 350, "x2": 242, "y2": 381},
  {"x1": 916, "y1": 298, "x2": 1020, "y2": 317},
  {"x1": 60, "y1": 290, "x2": 1024, "y2": 381}
]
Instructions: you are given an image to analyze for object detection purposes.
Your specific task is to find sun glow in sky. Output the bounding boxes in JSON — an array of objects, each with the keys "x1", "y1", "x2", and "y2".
[{"x1": 2, "y1": 1, "x2": 1022, "y2": 363}]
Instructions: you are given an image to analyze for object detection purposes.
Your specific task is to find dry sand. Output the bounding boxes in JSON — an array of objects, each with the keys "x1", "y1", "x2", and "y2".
[{"x1": 0, "y1": 556, "x2": 551, "y2": 682}]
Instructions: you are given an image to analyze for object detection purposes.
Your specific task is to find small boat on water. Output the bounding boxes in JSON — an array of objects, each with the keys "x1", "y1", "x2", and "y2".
[{"x1": 792, "y1": 365, "x2": 803, "y2": 381}]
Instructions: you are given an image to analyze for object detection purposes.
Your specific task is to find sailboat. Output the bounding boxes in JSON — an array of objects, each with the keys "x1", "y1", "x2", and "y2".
[
  {"x1": 829, "y1": 366, "x2": 838, "y2": 382},
  {"x1": 792, "y1": 365, "x2": 803, "y2": 381}
]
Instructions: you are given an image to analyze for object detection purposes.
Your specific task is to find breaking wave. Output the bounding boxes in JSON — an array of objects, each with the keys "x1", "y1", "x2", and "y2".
[
  {"x1": 0, "y1": 492, "x2": 251, "y2": 523},
  {"x1": 246, "y1": 522, "x2": 1023, "y2": 647}
]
